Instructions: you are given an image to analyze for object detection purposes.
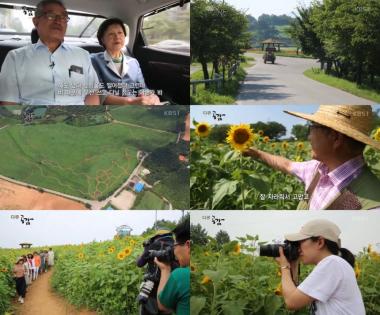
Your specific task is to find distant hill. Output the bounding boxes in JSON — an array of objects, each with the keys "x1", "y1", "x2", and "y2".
[{"x1": 247, "y1": 14, "x2": 295, "y2": 48}]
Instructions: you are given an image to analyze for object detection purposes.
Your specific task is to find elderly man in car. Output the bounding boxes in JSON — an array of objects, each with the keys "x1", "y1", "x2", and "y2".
[{"x1": 0, "y1": 0, "x2": 100, "y2": 105}]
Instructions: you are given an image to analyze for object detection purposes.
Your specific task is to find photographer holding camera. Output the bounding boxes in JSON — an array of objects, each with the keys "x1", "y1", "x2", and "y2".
[
  {"x1": 266, "y1": 219, "x2": 365, "y2": 315},
  {"x1": 154, "y1": 219, "x2": 190, "y2": 315}
]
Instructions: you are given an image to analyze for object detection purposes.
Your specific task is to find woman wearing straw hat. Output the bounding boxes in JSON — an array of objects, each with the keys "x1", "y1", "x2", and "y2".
[
  {"x1": 275, "y1": 219, "x2": 365, "y2": 315},
  {"x1": 244, "y1": 105, "x2": 380, "y2": 210}
]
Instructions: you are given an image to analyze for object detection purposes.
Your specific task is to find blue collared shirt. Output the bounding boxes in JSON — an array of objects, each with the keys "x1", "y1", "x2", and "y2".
[{"x1": 0, "y1": 39, "x2": 99, "y2": 105}]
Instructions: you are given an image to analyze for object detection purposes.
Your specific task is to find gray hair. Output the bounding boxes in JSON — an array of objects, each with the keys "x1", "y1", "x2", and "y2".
[{"x1": 35, "y1": 0, "x2": 66, "y2": 17}]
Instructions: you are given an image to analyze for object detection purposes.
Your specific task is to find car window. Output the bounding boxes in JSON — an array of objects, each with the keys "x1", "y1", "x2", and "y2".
[
  {"x1": 142, "y1": 2, "x2": 189, "y2": 55},
  {"x1": 0, "y1": 5, "x2": 123, "y2": 39}
]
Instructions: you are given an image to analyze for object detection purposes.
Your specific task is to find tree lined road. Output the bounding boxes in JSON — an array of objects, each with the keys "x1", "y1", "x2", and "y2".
[{"x1": 236, "y1": 53, "x2": 375, "y2": 105}]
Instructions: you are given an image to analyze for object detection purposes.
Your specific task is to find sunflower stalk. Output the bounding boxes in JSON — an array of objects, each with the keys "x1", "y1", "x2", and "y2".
[{"x1": 240, "y1": 153, "x2": 245, "y2": 210}]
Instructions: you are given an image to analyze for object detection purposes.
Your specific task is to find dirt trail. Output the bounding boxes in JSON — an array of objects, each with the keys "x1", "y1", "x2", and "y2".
[{"x1": 14, "y1": 270, "x2": 96, "y2": 315}]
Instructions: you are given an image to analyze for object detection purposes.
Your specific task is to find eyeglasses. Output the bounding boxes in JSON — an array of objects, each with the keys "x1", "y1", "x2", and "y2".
[{"x1": 40, "y1": 13, "x2": 70, "y2": 22}]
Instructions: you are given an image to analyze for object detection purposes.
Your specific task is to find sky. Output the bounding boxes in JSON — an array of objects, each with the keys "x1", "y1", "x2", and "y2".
[
  {"x1": 191, "y1": 211, "x2": 380, "y2": 254},
  {"x1": 191, "y1": 105, "x2": 380, "y2": 138},
  {"x1": 222, "y1": 0, "x2": 314, "y2": 18},
  {"x1": 0, "y1": 211, "x2": 187, "y2": 248}
]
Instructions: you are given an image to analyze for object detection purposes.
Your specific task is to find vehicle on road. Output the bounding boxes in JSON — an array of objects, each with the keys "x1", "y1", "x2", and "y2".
[{"x1": 263, "y1": 47, "x2": 276, "y2": 64}]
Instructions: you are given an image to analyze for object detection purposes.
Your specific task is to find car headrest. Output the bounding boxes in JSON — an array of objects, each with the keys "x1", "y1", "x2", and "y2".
[{"x1": 31, "y1": 28, "x2": 39, "y2": 44}]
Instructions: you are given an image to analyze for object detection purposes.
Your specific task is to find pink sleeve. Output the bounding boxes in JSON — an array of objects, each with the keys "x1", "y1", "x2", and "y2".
[{"x1": 290, "y1": 160, "x2": 320, "y2": 188}]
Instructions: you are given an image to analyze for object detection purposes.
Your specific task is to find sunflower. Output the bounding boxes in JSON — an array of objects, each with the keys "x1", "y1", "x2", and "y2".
[
  {"x1": 271, "y1": 143, "x2": 276, "y2": 149},
  {"x1": 233, "y1": 243, "x2": 241, "y2": 254},
  {"x1": 123, "y1": 247, "x2": 132, "y2": 256},
  {"x1": 354, "y1": 262, "x2": 361, "y2": 278},
  {"x1": 281, "y1": 141, "x2": 289, "y2": 150},
  {"x1": 274, "y1": 282, "x2": 282, "y2": 296},
  {"x1": 226, "y1": 124, "x2": 255, "y2": 151},
  {"x1": 297, "y1": 142, "x2": 304, "y2": 150},
  {"x1": 78, "y1": 253, "x2": 85, "y2": 259},
  {"x1": 204, "y1": 251, "x2": 210, "y2": 256},
  {"x1": 201, "y1": 275, "x2": 211, "y2": 285},
  {"x1": 263, "y1": 136, "x2": 270, "y2": 143},
  {"x1": 195, "y1": 122, "x2": 212, "y2": 138},
  {"x1": 108, "y1": 246, "x2": 115, "y2": 254},
  {"x1": 295, "y1": 156, "x2": 303, "y2": 162},
  {"x1": 117, "y1": 251, "x2": 126, "y2": 261},
  {"x1": 369, "y1": 251, "x2": 380, "y2": 261},
  {"x1": 129, "y1": 240, "x2": 137, "y2": 247},
  {"x1": 190, "y1": 264, "x2": 196, "y2": 272},
  {"x1": 374, "y1": 128, "x2": 380, "y2": 141},
  {"x1": 258, "y1": 130, "x2": 264, "y2": 136},
  {"x1": 1, "y1": 268, "x2": 8, "y2": 273}
]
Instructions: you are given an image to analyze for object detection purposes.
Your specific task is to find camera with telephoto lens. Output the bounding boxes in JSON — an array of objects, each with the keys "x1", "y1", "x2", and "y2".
[
  {"x1": 259, "y1": 241, "x2": 300, "y2": 261},
  {"x1": 136, "y1": 232, "x2": 178, "y2": 315},
  {"x1": 147, "y1": 247, "x2": 175, "y2": 264}
]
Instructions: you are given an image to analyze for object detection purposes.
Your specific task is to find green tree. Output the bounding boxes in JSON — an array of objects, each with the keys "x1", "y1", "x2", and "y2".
[
  {"x1": 191, "y1": 223, "x2": 209, "y2": 246},
  {"x1": 251, "y1": 121, "x2": 286, "y2": 140},
  {"x1": 142, "y1": 219, "x2": 177, "y2": 236},
  {"x1": 215, "y1": 230, "x2": 230, "y2": 248},
  {"x1": 291, "y1": 124, "x2": 309, "y2": 141},
  {"x1": 191, "y1": 0, "x2": 251, "y2": 83}
]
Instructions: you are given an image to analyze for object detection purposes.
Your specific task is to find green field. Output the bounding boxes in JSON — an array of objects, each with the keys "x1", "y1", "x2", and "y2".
[
  {"x1": 0, "y1": 122, "x2": 176, "y2": 200},
  {"x1": 304, "y1": 68, "x2": 380, "y2": 103},
  {"x1": 109, "y1": 106, "x2": 187, "y2": 133},
  {"x1": 132, "y1": 190, "x2": 170, "y2": 210}
]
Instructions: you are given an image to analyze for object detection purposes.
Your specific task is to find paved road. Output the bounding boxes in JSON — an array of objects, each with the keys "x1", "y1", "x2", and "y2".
[{"x1": 236, "y1": 53, "x2": 375, "y2": 105}]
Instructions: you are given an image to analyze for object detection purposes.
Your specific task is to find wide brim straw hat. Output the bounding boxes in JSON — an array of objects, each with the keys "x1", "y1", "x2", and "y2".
[{"x1": 284, "y1": 105, "x2": 380, "y2": 150}]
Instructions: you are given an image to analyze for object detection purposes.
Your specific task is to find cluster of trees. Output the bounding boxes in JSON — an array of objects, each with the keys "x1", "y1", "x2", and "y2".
[
  {"x1": 191, "y1": 0, "x2": 251, "y2": 81},
  {"x1": 289, "y1": 0, "x2": 380, "y2": 85},
  {"x1": 203, "y1": 122, "x2": 287, "y2": 142},
  {"x1": 248, "y1": 14, "x2": 295, "y2": 47}
]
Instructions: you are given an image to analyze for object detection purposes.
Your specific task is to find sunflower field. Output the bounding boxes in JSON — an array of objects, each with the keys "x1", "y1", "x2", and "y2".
[
  {"x1": 0, "y1": 235, "x2": 147, "y2": 315},
  {"x1": 191, "y1": 235, "x2": 380, "y2": 315},
  {"x1": 190, "y1": 123, "x2": 380, "y2": 210}
]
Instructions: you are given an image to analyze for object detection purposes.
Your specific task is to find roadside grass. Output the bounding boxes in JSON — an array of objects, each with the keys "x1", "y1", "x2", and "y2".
[
  {"x1": 190, "y1": 57, "x2": 255, "y2": 105},
  {"x1": 304, "y1": 68, "x2": 380, "y2": 103},
  {"x1": 132, "y1": 190, "x2": 169, "y2": 210},
  {"x1": 0, "y1": 122, "x2": 175, "y2": 201}
]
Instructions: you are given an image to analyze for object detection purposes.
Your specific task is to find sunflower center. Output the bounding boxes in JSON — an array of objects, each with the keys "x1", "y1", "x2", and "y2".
[
  {"x1": 233, "y1": 129, "x2": 250, "y2": 144},
  {"x1": 198, "y1": 125, "x2": 207, "y2": 133}
]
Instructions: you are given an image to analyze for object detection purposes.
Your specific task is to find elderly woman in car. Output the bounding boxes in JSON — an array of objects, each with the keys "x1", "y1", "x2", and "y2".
[{"x1": 91, "y1": 18, "x2": 160, "y2": 105}]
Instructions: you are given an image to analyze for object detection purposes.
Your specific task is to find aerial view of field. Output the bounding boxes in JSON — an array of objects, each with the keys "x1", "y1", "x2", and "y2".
[{"x1": 0, "y1": 106, "x2": 189, "y2": 210}]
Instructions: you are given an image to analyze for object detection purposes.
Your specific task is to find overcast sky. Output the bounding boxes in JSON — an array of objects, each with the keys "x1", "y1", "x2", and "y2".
[
  {"x1": 191, "y1": 105, "x2": 380, "y2": 138},
  {"x1": 191, "y1": 211, "x2": 380, "y2": 254},
  {"x1": 0, "y1": 211, "x2": 187, "y2": 249},
  {"x1": 221, "y1": 0, "x2": 314, "y2": 18}
]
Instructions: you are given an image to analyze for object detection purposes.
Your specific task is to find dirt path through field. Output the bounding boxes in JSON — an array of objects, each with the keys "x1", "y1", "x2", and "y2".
[{"x1": 14, "y1": 270, "x2": 97, "y2": 315}]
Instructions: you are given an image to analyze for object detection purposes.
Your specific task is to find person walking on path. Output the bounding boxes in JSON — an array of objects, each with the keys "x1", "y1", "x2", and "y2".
[
  {"x1": 13, "y1": 257, "x2": 27, "y2": 304},
  {"x1": 33, "y1": 252, "x2": 41, "y2": 280},
  {"x1": 48, "y1": 248, "x2": 55, "y2": 268}
]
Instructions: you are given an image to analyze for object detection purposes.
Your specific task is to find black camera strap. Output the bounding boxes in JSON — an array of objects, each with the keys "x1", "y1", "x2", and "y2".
[{"x1": 309, "y1": 301, "x2": 317, "y2": 315}]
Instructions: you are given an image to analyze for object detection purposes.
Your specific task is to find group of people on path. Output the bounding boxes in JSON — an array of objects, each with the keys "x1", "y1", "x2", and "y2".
[{"x1": 12, "y1": 248, "x2": 55, "y2": 304}]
